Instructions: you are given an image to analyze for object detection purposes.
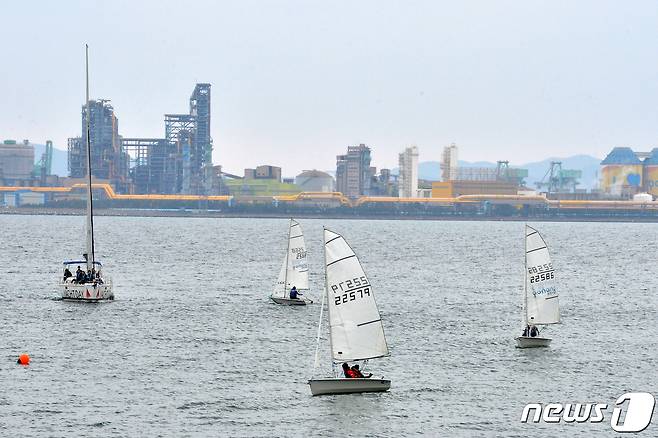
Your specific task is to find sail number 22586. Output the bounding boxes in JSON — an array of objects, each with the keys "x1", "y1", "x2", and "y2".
[
  {"x1": 330, "y1": 276, "x2": 370, "y2": 306},
  {"x1": 528, "y1": 263, "x2": 554, "y2": 284}
]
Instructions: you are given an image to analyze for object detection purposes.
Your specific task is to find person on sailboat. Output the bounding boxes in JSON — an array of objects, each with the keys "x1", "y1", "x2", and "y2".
[
  {"x1": 290, "y1": 286, "x2": 299, "y2": 300},
  {"x1": 75, "y1": 266, "x2": 85, "y2": 283},
  {"x1": 351, "y1": 364, "x2": 372, "y2": 378},
  {"x1": 342, "y1": 362, "x2": 358, "y2": 378},
  {"x1": 63, "y1": 267, "x2": 73, "y2": 281},
  {"x1": 521, "y1": 325, "x2": 539, "y2": 337}
]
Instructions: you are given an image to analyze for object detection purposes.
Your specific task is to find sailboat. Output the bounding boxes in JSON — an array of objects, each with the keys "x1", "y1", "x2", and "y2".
[
  {"x1": 270, "y1": 219, "x2": 310, "y2": 305},
  {"x1": 308, "y1": 228, "x2": 390, "y2": 396},
  {"x1": 59, "y1": 45, "x2": 113, "y2": 302},
  {"x1": 515, "y1": 225, "x2": 559, "y2": 348}
]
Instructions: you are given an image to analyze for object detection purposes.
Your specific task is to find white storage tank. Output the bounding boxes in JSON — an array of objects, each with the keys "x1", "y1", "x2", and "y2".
[{"x1": 295, "y1": 170, "x2": 335, "y2": 192}]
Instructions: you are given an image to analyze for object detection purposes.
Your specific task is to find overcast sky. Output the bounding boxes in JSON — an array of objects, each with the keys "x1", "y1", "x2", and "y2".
[{"x1": 2, "y1": 0, "x2": 657, "y2": 176}]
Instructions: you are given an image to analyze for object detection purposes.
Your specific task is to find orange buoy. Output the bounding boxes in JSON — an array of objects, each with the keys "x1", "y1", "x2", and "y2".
[{"x1": 17, "y1": 354, "x2": 30, "y2": 365}]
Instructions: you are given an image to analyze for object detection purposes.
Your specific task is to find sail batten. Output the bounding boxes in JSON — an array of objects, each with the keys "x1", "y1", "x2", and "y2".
[
  {"x1": 324, "y1": 229, "x2": 388, "y2": 362},
  {"x1": 524, "y1": 225, "x2": 560, "y2": 325}
]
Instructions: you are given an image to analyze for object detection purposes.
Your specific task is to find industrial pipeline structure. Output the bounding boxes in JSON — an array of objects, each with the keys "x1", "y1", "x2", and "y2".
[{"x1": 2, "y1": 184, "x2": 658, "y2": 219}]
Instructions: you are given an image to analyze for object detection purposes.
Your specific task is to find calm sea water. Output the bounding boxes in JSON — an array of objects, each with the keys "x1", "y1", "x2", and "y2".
[{"x1": 0, "y1": 215, "x2": 656, "y2": 437}]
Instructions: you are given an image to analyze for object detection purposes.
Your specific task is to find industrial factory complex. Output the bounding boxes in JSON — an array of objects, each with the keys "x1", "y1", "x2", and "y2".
[{"x1": 2, "y1": 82, "x2": 658, "y2": 219}]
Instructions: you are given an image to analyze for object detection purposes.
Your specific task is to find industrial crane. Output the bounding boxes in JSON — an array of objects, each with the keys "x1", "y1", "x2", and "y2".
[
  {"x1": 535, "y1": 161, "x2": 582, "y2": 194},
  {"x1": 32, "y1": 140, "x2": 53, "y2": 185}
]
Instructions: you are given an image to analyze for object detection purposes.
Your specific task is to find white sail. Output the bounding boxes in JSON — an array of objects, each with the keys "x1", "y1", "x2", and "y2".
[
  {"x1": 324, "y1": 228, "x2": 388, "y2": 362},
  {"x1": 272, "y1": 254, "x2": 289, "y2": 299},
  {"x1": 525, "y1": 225, "x2": 560, "y2": 325},
  {"x1": 287, "y1": 219, "x2": 309, "y2": 290},
  {"x1": 272, "y1": 219, "x2": 309, "y2": 298}
]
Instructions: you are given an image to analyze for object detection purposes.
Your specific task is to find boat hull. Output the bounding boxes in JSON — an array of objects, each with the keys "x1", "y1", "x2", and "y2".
[
  {"x1": 308, "y1": 378, "x2": 391, "y2": 396},
  {"x1": 270, "y1": 296, "x2": 307, "y2": 306},
  {"x1": 515, "y1": 336, "x2": 551, "y2": 348},
  {"x1": 60, "y1": 283, "x2": 113, "y2": 301}
]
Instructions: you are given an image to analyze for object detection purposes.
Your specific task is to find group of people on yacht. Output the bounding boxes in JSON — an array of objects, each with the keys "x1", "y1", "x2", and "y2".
[{"x1": 63, "y1": 266, "x2": 103, "y2": 285}]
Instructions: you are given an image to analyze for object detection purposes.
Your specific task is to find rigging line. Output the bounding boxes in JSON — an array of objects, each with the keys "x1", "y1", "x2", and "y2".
[
  {"x1": 326, "y1": 254, "x2": 356, "y2": 267},
  {"x1": 84, "y1": 44, "x2": 96, "y2": 267},
  {"x1": 283, "y1": 218, "x2": 292, "y2": 298},
  {"x1": 312, "y1": 279, "x2": 326, "y2": 377}
]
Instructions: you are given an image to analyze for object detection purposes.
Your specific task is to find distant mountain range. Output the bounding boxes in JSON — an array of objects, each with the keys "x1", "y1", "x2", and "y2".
[{"x1": 394, "y1": 155, "x2": 602, "y2": 190}]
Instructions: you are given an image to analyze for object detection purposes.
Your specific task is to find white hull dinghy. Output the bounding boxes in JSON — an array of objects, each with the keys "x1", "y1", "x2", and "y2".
[
  {"x1": 270, "y1": 297, "x2": 307, "y2": 306},
  {"x1": 308, "y1": 228, "x2": 390, "y2": 396},
  {"x1": 515, "y1": 336, "x2": 551, "y2": 348},
  {"x1": 309, "y1": 378, "x2": 391, "y2": 396},
  {"x1": 515, "y1": 225, "x2": 560, "y2": 348},
  {"x1": 59, "y1": 45, "x2": 113, "y2": 302},
  {"x1": 270, "y1": 219, "x2": 311, "y2": 305}
]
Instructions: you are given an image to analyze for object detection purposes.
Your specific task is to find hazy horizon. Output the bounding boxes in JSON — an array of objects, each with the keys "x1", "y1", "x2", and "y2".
[{"x1": 2, "y1": 0, "x2": 657, "y2": 175}]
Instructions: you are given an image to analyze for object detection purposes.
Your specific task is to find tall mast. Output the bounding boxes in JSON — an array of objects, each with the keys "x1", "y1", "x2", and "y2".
[
  {"x1": 84, "y1": 44, "x2": 96, "y2": 272},
  {"x1": 283, "y1": 218, "x2": 292, "y2": 297},
  {"x1": 312, "y1": 233, "x2": 327, "y2": 377},
  {"x1": 324, "y1": 228, "x2": 336, "y2": 375},
  {"x1": 523, "y1": 224, "x2": 528, "y2": 327}
]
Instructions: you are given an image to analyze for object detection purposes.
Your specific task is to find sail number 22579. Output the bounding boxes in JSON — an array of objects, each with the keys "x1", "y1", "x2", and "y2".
[{"x1": 330, "y1": 276, "x2": 370, "y2": 306}]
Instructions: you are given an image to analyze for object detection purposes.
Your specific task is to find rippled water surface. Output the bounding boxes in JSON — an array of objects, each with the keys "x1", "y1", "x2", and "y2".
[{"x1": 0, "y1": 215, "x2": 656, "y2": 437}]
